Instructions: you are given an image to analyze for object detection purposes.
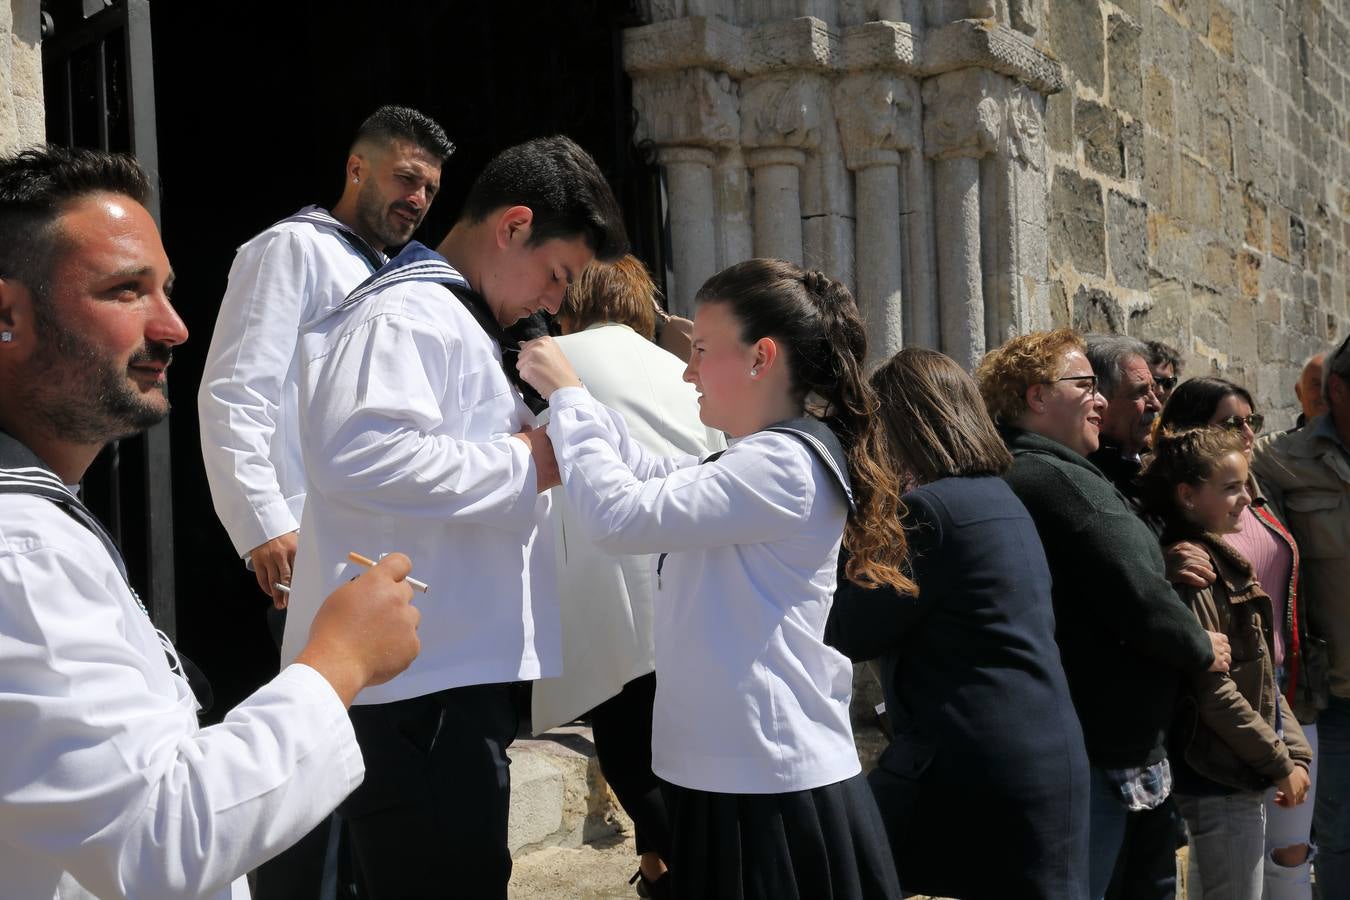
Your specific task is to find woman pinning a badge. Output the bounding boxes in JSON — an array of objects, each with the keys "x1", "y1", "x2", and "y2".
[{"x1": 517, "y1": 257, "x2": 908, "y2": 900}]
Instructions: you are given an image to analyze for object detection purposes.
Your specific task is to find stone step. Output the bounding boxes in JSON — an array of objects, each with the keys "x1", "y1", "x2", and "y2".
[{"x1": 508, "y1": 725, "x2": 632, "y2": 857}]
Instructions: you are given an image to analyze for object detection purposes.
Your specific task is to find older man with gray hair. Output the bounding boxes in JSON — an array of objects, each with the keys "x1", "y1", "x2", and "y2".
[
  {"x1": 1084, "y1": 334, "x2": 1161, "y2": 497},
  {"x1": 1252, "y1": 334, "x2": 1350, "y2": 896}
]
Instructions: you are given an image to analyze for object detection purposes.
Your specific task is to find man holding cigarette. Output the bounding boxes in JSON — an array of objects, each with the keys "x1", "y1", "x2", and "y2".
[
  {"x1": 283, "y1": 135, "x2": 627, "y2": 898},
  {"x1": 0, "y1": 145, "x2": 423, "y2": 899},
  {"x1": 199, "y1": 104, "x2": 451, "y2": 615}
]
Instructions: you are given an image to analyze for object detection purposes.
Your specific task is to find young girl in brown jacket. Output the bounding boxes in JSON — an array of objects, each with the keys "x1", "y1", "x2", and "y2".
[{"x1": 1141, "y1": 425, "x2": 1313, "y2": 900}]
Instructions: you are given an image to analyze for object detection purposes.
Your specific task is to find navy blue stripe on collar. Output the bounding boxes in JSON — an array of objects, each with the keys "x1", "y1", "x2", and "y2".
[
  {"x1": 303, "y1": 241, "x2": 470, "y2": 330},
  {"x1": 274, "y1": 205, "x2": 388, "y2": 272}
]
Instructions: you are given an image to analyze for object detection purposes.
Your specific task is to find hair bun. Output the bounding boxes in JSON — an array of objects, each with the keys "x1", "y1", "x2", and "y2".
[{"x1": 802, "y1": 269, "x2": 832, "y2": 298}]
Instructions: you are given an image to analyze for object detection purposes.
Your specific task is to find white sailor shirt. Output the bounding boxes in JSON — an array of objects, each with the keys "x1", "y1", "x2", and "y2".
[
  {"x1": 0, "y1": 493, "x2": 363, "y2": 899},
  {"x1": 281, "y1": 257, "x2": 559, "y2": 704},
  {"x1": 546, "y1": 386, "x2": 861, "y2": 794},
  {"x1": 198, "y1": 208, "x2": 383, "y2": 557}
]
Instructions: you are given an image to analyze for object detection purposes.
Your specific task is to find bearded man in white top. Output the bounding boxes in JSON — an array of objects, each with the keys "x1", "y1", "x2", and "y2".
[
  {"x1": 198, "y1": 104, "x2": 451, "y2": 613},
  {"x1": 531, "y1": 255, "x2": 723, "y2": 897},
  {"x1": 283, "y1": 135, "x2": 628, "y2": 899},
  {"x1": 0, "y1": 146, "x2": 422, "y2": 900}
]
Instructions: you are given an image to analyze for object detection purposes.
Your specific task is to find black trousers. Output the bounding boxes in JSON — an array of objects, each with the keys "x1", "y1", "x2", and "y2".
[
  {"x1": 340, "y1": 682, "x2": 519, "y2": 900},
  {"x1": 589, "y1": 672, "x2": 671, "y2": 859},
  {"x1": 1105, "y1": 797, "x2": 1183, "y2": 900},
  {"x1": 257, "y1": 605, "x2": 347, "y2": 900}
]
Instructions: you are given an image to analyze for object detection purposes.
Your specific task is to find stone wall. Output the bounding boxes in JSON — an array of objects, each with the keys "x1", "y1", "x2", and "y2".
[
  {"x1": 1043, "y1": 0, "x2": 1350, "y2": 426},
  {"x1": 0, "y1": 0, "x2": 44, "y2": 154}
]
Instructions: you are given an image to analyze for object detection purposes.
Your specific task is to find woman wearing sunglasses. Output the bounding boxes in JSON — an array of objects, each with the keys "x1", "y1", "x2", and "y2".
[{"x1": 1157, "y1": 377, "x2": 1328, "y2": 898}]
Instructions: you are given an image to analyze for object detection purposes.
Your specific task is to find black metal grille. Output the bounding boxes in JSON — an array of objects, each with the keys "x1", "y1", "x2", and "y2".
[{"x1": 40, "y1": 0, "x2": 177, "y2": 637}]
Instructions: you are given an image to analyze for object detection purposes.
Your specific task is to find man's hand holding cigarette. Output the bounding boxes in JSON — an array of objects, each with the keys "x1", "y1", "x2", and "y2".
[{"x1": 294, "y1": 553, "x2": 422, "y2": 706}]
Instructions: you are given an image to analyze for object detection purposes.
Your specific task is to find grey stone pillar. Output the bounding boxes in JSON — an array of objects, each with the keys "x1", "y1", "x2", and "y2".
[
  {"x1": 748, "y1": 147, "x2": 806, "y2": 262},
  {"x1": 659, "y1": 146, "x2": 720, "y2": 316},
  {"x1": 835, "y1": 73, "x2": 918, "y2": 365},
  {"x1": 932, "y1": 156, "x2": 986, "y2": 369},
  {"x1": 714, "y1": 147, "x2": 754, "y2": 270},
  {"x1": 742, "y1": 76, "x2": 827, "y2": 266},
  {"x1": 904, "y1": 149, "x2": 941, "y2": 349},
  {"x1": 923, "y1": 69, "x2": 1001, "y2": 370},
  {"x1": 630, "y1": 67, "x2": 741, "y2": 314}
]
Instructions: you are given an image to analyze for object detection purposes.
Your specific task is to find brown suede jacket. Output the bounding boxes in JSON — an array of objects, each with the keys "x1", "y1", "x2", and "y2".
[{"x1": 1173, "y1": 532, "x2": 1313, "y2": 793}]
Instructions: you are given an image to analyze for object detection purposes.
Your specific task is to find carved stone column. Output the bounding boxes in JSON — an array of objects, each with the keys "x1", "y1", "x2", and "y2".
[
  {"x1": 632, "y1": 68, "x2": 740, "y2": 315},
  {"x1": 923, "y1": 68, "x2": 1001, "y2": 370},
  {"x1": 742, "y1": 76, "x2": 826, "y2": 265},
  {"x1": 835, "y1": 73, "x2": 917, "y2": 364}
]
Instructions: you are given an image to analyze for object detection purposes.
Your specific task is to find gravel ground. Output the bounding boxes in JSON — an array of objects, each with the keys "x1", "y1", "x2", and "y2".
[
  {"x1": 506, "y1": 829, "x2": 958, "y2": 900},
  {"x1": 508, "y1": 832, "x2": 642, "y2": 900}
]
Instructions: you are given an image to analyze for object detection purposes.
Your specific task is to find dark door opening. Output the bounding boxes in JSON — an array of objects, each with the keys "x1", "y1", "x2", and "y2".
[{"x1": 139, "y1": 0, "x2": 659, "y2": 719}]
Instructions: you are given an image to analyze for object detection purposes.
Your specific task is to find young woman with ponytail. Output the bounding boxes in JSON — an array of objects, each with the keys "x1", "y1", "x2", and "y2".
[
  {"x1": 517, "y1": 258, "x2": 906, "y2": 900},
  {"x1": 1139, "y1": 425, "x2": 1313, "y2": 900}
]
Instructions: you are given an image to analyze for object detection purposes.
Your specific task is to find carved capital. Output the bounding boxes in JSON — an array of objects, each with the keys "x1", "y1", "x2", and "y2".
[
  {"x1": 633, "y1": 68, "x2": 741, "y2": 150},
  {"x1": 834, "y1": 73, "x2": 919, "y2": 169},
  {"x1": 1004, "y1": 82, "x2": 1045, "y2": 170},
  {"x1": 658, "y1": 146, "x2": 718, "y2": 168},
  {"x1": 921, "y1": 71, "x2": 1046, "y2": 166},
  {"x1": 921, "y1": 69, "x2": 1003, "y2": 160},
  {"x1": 747, "y1": 147, "x2": 808, "y2": 169},
  {"x1": 741, "y1": 75, "x2": 828, "y2": 152}
]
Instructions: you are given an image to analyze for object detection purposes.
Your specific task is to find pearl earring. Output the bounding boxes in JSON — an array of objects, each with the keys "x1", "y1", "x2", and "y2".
[
  {"x1": 0, "y1": 331, "x2": 11, "y2": 342},
  {"x1": 749, "y1": 368, "x2": 758, "y2": 377}
]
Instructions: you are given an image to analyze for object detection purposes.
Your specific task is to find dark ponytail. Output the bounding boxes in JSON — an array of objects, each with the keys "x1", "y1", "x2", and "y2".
[{"x1": 695, "y1": 259, "x2": 915, "y2": 594}]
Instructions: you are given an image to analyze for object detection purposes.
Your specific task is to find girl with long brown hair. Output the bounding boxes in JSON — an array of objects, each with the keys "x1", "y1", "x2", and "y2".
[
  {"x1": 518, "y1": 258, "x2": 907, "y2": 900},
  {"x1": 829, "y1": 348, "x2": 1088, "y2": 899}
]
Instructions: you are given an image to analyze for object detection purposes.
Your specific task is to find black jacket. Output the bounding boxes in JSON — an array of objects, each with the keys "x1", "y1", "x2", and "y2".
[
  {"x1": 1000, "y1": 427, "x2": 1214, "y2": 768},
  {"x1": 827, "y1": 475, "x2": 1089, "y2": 898}
]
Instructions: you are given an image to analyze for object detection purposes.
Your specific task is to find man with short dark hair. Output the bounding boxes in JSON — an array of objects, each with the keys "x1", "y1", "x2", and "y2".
[
  {"x1": 1144, "y1": 339, "x2": 1182, "y2": 407},
  {"x1": 0, "y1": 145, "x2": 421, "y2": 900},
  {"x1": 1085, "y1": 334, "x2": 1161, "y2": 495},
  {"x1": 283, "y1": 135, "x2": 627, "y2": 898},
  {"x1": 199, "y1": 104, "x2": 452, "y2": 612},
  {"x1": 1253, "y1": 334, "x2": 1350, "y2": 897}
]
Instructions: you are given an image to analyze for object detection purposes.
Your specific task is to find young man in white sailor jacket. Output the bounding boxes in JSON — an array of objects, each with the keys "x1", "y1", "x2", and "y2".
[
  {"x1": 0, "y1": 146, "x2": 423, "y2": 899},
  {"x1": 198, "y1": 104, "x2": 451, "y2": 613},
  {"x1": 283, "y1": 135, "x2": 628, "y2": 898}
]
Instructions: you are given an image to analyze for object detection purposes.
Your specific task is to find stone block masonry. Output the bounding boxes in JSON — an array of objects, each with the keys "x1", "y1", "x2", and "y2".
[
  {"x1": 1043, "y1": 0, "x2": 1350, "y2": 428},
  {"x1": 0, "y1": 1, "x2": 45, "y2": 155}
]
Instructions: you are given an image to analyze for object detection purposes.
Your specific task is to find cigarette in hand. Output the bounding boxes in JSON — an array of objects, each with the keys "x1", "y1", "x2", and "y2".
[
  {"x1": 347, "y1": 551, "x2": 430, "y2": 593},
  {"x1": 273, "y1": 583, "x2": 291, "y2": 595}
]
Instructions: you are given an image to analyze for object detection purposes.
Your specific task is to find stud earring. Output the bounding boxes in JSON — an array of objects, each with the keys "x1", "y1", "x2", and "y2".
[
  {"x1": 353, "y1": 176, "x2": 360, "y2": 184},
  {"x1": 0, "y1": 331, "x2": 11, "y2": 343},
  {"x1": 749, "y1": 368, "x2": 758, "y2": 377}
]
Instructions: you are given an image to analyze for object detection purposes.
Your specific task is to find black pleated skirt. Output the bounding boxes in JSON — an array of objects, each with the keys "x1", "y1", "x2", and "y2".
[{"x1": 661, "y1": 773, "x2": 903, "y2": 900}]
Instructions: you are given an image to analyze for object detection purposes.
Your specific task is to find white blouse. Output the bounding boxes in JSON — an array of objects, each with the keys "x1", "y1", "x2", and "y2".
[{"x1": 548, "y1": 386, "x2": 861, "y2": 794}]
